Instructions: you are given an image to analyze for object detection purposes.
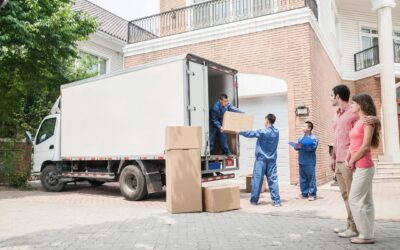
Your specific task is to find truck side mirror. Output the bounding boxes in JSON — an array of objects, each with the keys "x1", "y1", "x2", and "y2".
[{"x1": 25, "y1": 131, "x2": 32, "y2": 144}]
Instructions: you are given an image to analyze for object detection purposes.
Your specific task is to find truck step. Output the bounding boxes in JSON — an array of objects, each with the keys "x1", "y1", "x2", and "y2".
[
  {"x1": 62, "y1": 172, "x2": 115, "y2": 179},
  {"x1": 202, "y1": 173, "x2": 235, "y2": 182}
]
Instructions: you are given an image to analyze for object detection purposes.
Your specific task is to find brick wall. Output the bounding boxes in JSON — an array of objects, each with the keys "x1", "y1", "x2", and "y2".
[
  {"x1": 125, "y1": 23, "x2": 342, "y2": 185},
  {"x1": 308, "y1": 30, "x2": 342, "y2": 185},
  {"x1": 160, "y1": 0, "x2": 187, "y2": 12},
  {"x1": 0, "y1": 141, "x2": 31, "y2": 184}
]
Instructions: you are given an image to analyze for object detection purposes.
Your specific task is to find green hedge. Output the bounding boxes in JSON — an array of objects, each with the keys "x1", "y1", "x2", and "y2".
[{"x1": 0, "y1": 141, "x2": 32, "y2": 188}]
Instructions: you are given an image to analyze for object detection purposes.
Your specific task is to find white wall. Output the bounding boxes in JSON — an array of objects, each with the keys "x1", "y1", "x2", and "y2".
[{"x1": 337, "y1": 3, "x2": 400, "y2": 79}]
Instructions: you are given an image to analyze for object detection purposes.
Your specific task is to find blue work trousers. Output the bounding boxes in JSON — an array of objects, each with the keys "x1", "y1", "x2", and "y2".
[
  {"x1": 299, "y1": 164, "x2": 317, "y2": 197},
  {"x1": 251, "y1": 157, "x2": 281, "y2": 205},
  {"x1": 209, "y1": 126, "x2": 229, "y2": 154}
]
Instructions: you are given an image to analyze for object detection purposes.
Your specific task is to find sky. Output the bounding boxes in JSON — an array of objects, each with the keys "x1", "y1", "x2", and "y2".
[{"x1": 89, "y1": 0, "x2": 160, "y2": 20}]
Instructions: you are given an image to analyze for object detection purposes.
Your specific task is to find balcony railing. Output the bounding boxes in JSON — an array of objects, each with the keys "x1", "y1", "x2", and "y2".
[
  {"x1": 354, "y1": 42, "x2": 400, "y2": 71},
  {"x1": 128, "y1": 0, "x2": 318, "y2": 44}
]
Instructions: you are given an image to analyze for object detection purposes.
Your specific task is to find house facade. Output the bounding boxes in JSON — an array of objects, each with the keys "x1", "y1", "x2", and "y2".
[
  {"x1": 78, "y1": 0, "x2": 399, "y2": 185},
  {"x1": 122, "y1": 0, "x2": 400, "y2": 185}
]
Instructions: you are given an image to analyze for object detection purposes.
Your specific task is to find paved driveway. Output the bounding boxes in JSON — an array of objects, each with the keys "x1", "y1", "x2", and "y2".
[{"x1": 0, "y1": 180, "x2": 399, "y2": 249}]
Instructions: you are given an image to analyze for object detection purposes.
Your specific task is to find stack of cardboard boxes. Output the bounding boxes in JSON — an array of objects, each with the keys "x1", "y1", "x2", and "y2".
[
  {"x1": 166, "y1": 109, "x2": 254, "y2": 214},
  {"x1": 165, "y1": 126, "x2": 203, "y2": 214}
]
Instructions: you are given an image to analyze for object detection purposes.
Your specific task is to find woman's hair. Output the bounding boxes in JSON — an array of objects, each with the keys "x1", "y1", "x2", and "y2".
[{"x1": 352, "y1": 93, "x2": 380, "y2": 148}]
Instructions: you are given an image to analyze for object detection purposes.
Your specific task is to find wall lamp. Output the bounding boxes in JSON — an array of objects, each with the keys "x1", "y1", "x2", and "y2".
[{"x1": 295, "y1": 104, "x2": 309, "y2": 116}]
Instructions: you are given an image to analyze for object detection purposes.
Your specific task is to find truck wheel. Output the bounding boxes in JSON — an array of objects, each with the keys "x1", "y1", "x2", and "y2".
[
  {"x1": 41, "y1": 164, "x2": 66, "y2": 192},
  {"x1": 119, "y1": 164, "x2": 148, "y2": 201},
  {"x1": 88, "y1": 180, "x2": 105, "y2": 186}
]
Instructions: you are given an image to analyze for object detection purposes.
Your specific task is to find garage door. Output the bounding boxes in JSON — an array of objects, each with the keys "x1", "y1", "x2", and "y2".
[{"x1": 236, "y1": 74, "x2": 289, "y2": 184}]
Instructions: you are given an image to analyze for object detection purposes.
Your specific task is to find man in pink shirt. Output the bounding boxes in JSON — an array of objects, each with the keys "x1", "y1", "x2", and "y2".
[
  {"x1": 331, "y1": 85, "x2": 378, "y2": 238},
  {"x1": 331, "y1": 85, "x2": 359, "y2": 238}
]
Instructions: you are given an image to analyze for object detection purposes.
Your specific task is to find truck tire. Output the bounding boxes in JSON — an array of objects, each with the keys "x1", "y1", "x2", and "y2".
[
  {"x1": 119, "y1": 164, "x2": 148, "y2": 201},
  {"x1": 41, "y1": 164, "x2": 66, "y2": 192},
  {"x1": 88, "y1": 180, "x2": 105, "y2": 186}
]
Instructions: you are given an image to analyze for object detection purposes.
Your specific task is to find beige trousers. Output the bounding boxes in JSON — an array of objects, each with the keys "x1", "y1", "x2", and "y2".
[
  {"x1": 335, "y1": 162, "x2": 357, "y2": 232},
  {"x1": 349, "y1": 167, "x2": 375, "y2": 239}
]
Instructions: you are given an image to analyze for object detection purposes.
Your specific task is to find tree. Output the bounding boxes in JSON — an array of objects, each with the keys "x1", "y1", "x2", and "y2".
[{"x1": 0, "y1": 0, "x2": 98, "y2": 138}]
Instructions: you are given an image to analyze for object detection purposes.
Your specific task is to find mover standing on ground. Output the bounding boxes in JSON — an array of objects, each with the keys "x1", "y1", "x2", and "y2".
[
  {"x1": 294, "y1": 121, "x2": 318, "y2": 201},
  {"x1": 209, "y1": 93, "x2": 243, "y2": 155},
  {"x1": 237, "y1": 114, "x2": 281, "y2": 207}
]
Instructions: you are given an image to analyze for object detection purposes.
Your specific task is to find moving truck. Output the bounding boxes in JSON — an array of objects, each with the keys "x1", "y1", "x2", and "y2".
[{"x1": 29, "y1": 54, "x2": 240, "y2": 200}]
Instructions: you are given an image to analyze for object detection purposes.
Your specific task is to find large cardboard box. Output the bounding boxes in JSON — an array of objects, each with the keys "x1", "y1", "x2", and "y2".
[
  {"x1": 222, "y1": 112, "x2": 254, "y2": 133},
  {"x1": 202, "y1": 185, "x2": 240, "y2": 213},
  {"x1": 166, "y1": 149, "x2": 202, "y2": 213},
  {"x1": 165, "y1": 126, "x2": 202, "y2": 150},
  {"x1": 245, "y1": 174, "x2": 268, "y2": 193}
]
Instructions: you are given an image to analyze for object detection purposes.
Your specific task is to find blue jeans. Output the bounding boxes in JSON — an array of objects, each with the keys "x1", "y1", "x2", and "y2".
[
  {"x1": 299, "y1": 164, "x2": 317, "y2": 197},
  {"x1": 251, "y1": 157, "x2": 281, "y2": 205},
  {"x1": 209, "y1": 126, "x2": 229, "y2": 154}
]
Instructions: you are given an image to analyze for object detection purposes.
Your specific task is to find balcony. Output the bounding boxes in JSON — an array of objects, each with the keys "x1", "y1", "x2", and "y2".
[
  {"x1": 128, "y1": 0, "x2": 318, "y2": 44},
  {"x1": 354, "y1": 42, "x2": 400, "y2": 71}
]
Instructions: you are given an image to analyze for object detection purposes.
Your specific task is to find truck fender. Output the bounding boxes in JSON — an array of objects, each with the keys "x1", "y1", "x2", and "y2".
[
  {"x1": 118, "y1": 160, "x2": 163, "y2": 194},
  {"x1": 136, "y1": 160, "x2": 163, "y2": 194}
]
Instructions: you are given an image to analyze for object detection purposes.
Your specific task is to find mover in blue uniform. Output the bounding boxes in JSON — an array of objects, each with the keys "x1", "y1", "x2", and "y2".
[
  {"x1": 295, "y1": 121, "x2": 319, "y2": 201},
  {"x1": 209, "y1": 93, "x2": 243, "y2": 155},
  {"x1": 238, "y1": 114, "x2": 281, "y2": 207}
]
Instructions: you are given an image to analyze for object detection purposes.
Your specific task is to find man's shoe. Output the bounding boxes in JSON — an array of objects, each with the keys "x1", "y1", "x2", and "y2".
[
  {"x1": 250, "y1": 202, "x2": 257, "y2": 206},
  {"x1": 296, "y1": 194, "x2": 308, "y2": 199},
  {"x1": 273, "y1": 203, "x2": 281, "y2": 207},
  {"x1": 338, "y1": 229, "x2": 358, "y2": 238},
  {"x1": 350, "y1": 237, "x2": 374, "y2": 244},
  {"x1": 308, "y1": 196, "x2": 316, "y2": 201},
  {"x1": 225, "y1": 151, "x2": 233, "y2": 156},
  {"x1": 333, "y1": 227, "x2": 347, "y2": 234}
]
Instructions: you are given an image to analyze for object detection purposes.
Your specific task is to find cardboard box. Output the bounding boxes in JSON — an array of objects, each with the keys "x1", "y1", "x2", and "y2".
[
  {"x1": 246, "y1": 174, "x2": 268, "y2": 193},
  {"x1": 202, "y1": 185, "x2": 240, "y2": 213},
  {"x1": 165, "y1": 126, "x2": 202, "y2": 150},
  {"x1": 222, "y1": 111, "x2": 254, "y2": 133},
  {"x1": 166, "y1": 149, "x2": 202, "y2": 213}
]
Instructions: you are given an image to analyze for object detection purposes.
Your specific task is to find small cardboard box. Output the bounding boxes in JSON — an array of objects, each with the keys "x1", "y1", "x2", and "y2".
[
  {"x1": 202, "y1": 185, "x2": 240, "y2": 213},
  {"x1": 165, "y1": 126, "x2": 202, "y2": 150},
  {"x1": 166, "y1": 149, "x2": 202, "y2": 214},
  {"x1": 246, "y1": 174, "x2": 268, "y2": 193},
  {"x1": 222, "y1": 112, "x2": 254, "y2": 133}
]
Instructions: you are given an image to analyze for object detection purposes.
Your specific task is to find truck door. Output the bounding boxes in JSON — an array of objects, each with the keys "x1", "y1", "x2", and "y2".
[
  {"x1": 33, "y1": 116, "x2": 57, "y2": 172},
  {"x1": 188, "y1": 61, "x2": 209, "y2": 155}
]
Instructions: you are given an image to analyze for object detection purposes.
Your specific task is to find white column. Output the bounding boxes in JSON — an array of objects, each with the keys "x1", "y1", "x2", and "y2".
[{"x1": 372, "y1": 0, "x2": 400, "y2": 161}]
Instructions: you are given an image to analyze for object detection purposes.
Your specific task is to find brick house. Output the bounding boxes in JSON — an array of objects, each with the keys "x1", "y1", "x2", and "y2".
[{"x1": 78, "y1": 0, "x2": 399, "y2": 185}]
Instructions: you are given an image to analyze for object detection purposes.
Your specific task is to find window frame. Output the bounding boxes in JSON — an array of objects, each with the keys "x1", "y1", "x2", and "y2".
[
  {"x1": 35, "y1": 118, "x2": 57, "y2": 145},
  {"x1": 77, "y1": 50, "x2": 111, "y2": 76}
]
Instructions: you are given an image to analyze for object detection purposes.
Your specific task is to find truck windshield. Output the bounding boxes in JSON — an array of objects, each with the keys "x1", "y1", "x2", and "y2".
[{"x1": 36, "y1": 118, "x2": 56, "y2": 144}]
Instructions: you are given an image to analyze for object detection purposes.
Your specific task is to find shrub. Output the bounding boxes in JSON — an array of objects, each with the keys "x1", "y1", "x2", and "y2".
[{"x1": 0, "y1": 141, "x2": 31, "y2": 188}]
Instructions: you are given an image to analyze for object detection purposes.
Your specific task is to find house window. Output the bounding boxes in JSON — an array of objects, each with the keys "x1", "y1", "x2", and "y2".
[
  {"x1": 77, "y1": 51, "x2": 108, "y2": 76},
  {"x1": 394, "y1": 31, "x2": 400, "y2": 43},
  {"x1": 361, "y1": 27, "x2": 378, "y2": 50}
]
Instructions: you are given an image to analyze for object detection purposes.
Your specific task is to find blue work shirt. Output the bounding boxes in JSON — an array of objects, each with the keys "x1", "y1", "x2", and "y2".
[
  {"x1": 240, "y1": 126, "x2": 279, "y2": 161},
  {"x1": 296, "y1": 134, "x2": 318, "y2": 165},
  {"x1": 209, "y1": 101, "x2": 242, "y2": 129}
]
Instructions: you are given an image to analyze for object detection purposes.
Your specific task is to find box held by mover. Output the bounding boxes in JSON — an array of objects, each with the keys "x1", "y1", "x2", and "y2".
[{"x1": 222, "y1": 112, "x2": 254, "y2": 133}]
